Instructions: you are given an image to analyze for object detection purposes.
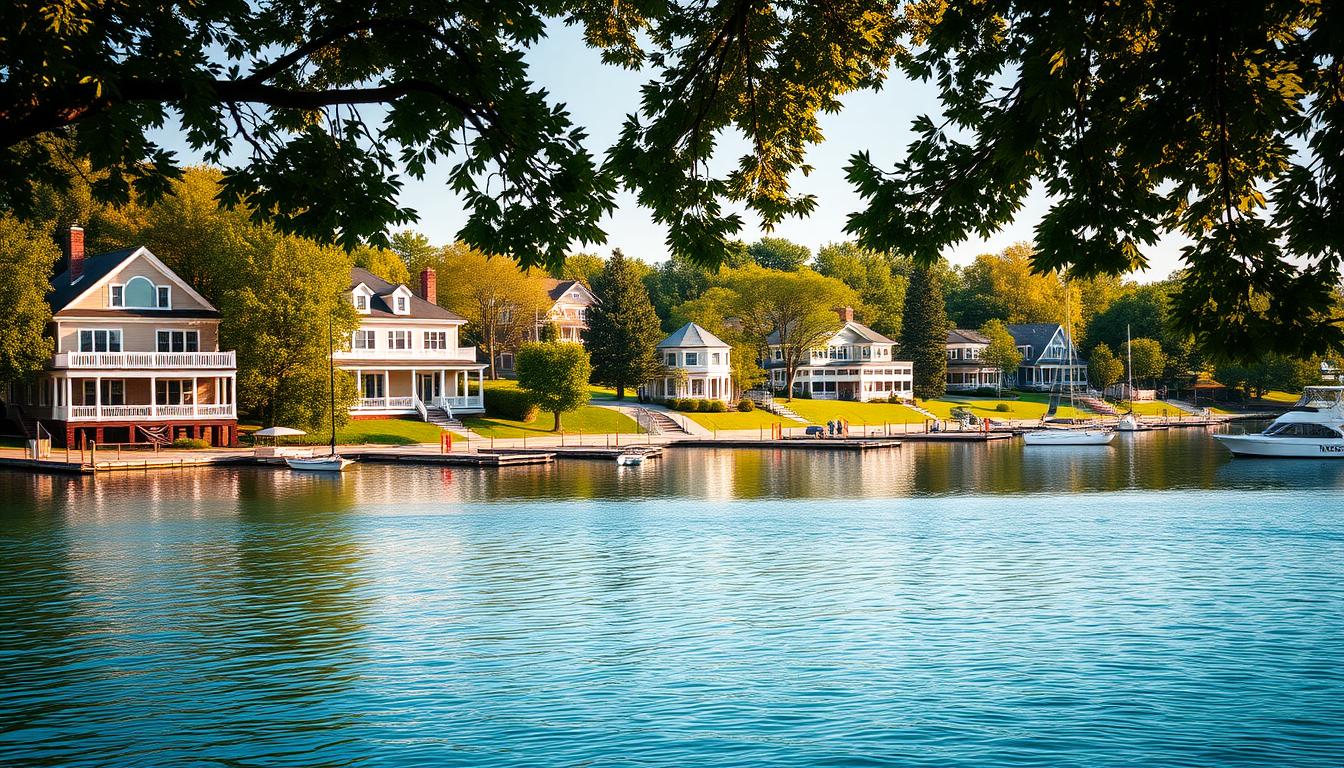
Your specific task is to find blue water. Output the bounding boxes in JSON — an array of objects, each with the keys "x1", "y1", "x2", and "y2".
[{"x1": 2, "y1": 431, "x2": 1343, "y2": 766}]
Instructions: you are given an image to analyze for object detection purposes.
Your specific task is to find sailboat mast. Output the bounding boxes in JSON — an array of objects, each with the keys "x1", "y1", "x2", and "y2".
[
  {"x1": 1126, "y1": 323, "x2": 1133, "y2": 406},
  {"x1": 329, "y1": 313, "x2": 337, "y2": 455}
]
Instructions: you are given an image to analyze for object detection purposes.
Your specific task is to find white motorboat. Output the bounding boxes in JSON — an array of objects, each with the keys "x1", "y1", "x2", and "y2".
[
  {"x1": 286, "y1": 455, "x2": 354, "y2": 472},
  {"x1": 615, "y1": 452, "x2": 645, "y2": 466},
  {"x1": 1023, "y1": 428, "x2": 1116, "y2": 446},
  {"x1": 1116, "y1": 413, "x2": 1142, "y2": 432},
  {"x1": 1214, "y1": 387, "x2": 1344, "y2": 458}
]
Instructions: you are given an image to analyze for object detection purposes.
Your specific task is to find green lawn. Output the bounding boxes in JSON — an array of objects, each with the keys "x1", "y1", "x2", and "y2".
[
  {"x1": 1113, "y1": 399, "x2": 1188, "y2": 416},
  {"x1": 463, "y1": 406, "x2": 643, "y2": 438},
  {"x1": 243, "y1": 418, "x2": 454, "y2": 446},
  {"x1": 781, "y1": 392, "x2": 1092, "y2": 425},
  {"x1": 785, "y1": 399, "x2": 926, "y2": 425},
  {"x1": 680, "y1": 408, "x2": 791, "y2": 431}
]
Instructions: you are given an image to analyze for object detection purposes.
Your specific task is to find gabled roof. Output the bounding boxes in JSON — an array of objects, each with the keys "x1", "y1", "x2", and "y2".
[
  {"x1": 766, "y1": 320, "x2": 894, "y2": 346},
  {"x1": 947, "y1": 328, "x2": 990, "y2": 345},
  {"x1": 48, "y1": 246, "x2": 219, "y2": 317},
  {"x1": 542, "y1": 278, "x2": 596, "y2": 306},
  {"x1": 1007, "y1": 323, "x2": 1087, "y2": 365},
  {"x1": 658, "y1": 322, "x2": 729, "y2": 349},
  {"x1": 350, "y1": 267, "x2": 464, "y2": 321}
]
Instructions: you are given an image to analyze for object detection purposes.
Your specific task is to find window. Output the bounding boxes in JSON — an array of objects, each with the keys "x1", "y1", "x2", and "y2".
[
  {"x1": 353, "y1": 330, "x2": 376, "y2": 350},
  {"x1": 361, "y1": 374, "x2": 384, "y2": 399},
  {"x1": 500, "y1": 308, "x2": 513, "y2": 324},
  {"x1": 500, "y1": 352, "x2": 515, "y2": 370},
  {"x1": 666, "y1": 353, "x2": 677, "y2": 366},
  {"x1": 110, "y1": 286, "x2": 124, "y2": 307},
  {"x1": 691, "y1": 379, "x2": 704, "y2": 396},
  {"x1": 155, "y1": 379, "x2": 195, "y2": 405},
  {"x1": 711, "y1": 353, "x2": 721, "y2": 365},
  {"x1": 1265, "y1": 423, "x2": 1343, "y2": 439},
  {"x1": 83, "y1": 379, "x2": 124, "y2": 405},
  {"x1": 387, "y1": 331, "x2": 411, "y2": 350},
  {"x1": 355, "y1": 294, "x2": 368, "y2": 311},
  {"x1": 685, "y1": 352, "x2": 699, "y2": 366},
  {"x1": 773, "y1": 349, "x2": 783, "y2": 361},
  {"x1": 424, "y1": 331, "x2": 448, "y2": 350},
  {"x1": 78, "y1": 329, "x2": 122, "y2": 353},
  {"x1": 156, "y1": 330, "x2": 199, "y2": 353},
  {"x1": 156, "y1": 286, "x2": 170, "y2": 308},
  {"x1": 397, "y1": 296, "x2": 407, "y2": 313},
  {"x1": 123, "y1": 276, "x2": 157, "y2": 308},
  {"x1": 862, "y1": 347, "x2": 872, "y2": 359}
]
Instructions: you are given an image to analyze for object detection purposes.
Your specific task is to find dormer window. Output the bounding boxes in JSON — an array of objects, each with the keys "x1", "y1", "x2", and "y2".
[
  {"x1": 397, "y1": 296, "x2": 407, "y2": 313},
  {"x1": 157, "y1": 286, "x2": 170, "y2": 308},
  {"x1": 355, "y1": 295, "x2": 367, "y2": 311},
  {"x1": 110, "y1": 286, "x2": 124, "y2": 307}
]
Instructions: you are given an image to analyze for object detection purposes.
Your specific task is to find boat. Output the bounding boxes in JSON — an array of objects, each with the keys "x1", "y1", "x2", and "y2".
[
  {"x1": 1022, "y1": 281, "x2": 1116, "y2": 447},
  {"x1": 1023, "y1": 428, "x2": 1116, "y2": 446},
  {"x1": 615, "y1": 452, "x2": 645, "y2": 466},
  {"x1": 1116, "y1": 413, "x2": 1142, "y2": 432},
  {"x1": 1214, "y1": 387, "x2": 1344, "y2": 458},
  {"x1": 286, "y1": 455, "x2": 355, "y2": 471},
  {"x1": 288, "y1": 315, "x2": 353, "y2": 473}
]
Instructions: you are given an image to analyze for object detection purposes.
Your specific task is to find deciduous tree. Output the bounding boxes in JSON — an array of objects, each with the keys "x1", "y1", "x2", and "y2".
[
  {"x1": 814, "y1": 241, "x2": 907, "y2": 337},
  {"x1": 1088, "y1": 343, "x2": 1125, "y2": 391},
  {"x1": 0, "y1": 216, "x2": 60, "y2": 383},
  {"x1": 517, "y1": 342, "x2": 592, "y2": 431},
  {"x1": 748, "y1": 237, "x2": 811, "y2": 271},
  {"x1": 352, "y1": 245, "x2": 410, "y2": 286},
  {"x1": 586, "y1": 250, "x2": 663, "y2": 399},
  {"x1": 673, "y1": 287, "x2": 767, "y2": 394},
  {"x1": 1124, "y1": 338, "x2": 1167, "y2": 387},
  {"x1": 978, "y1": 319, "x2": 1022, "y2": 396},
  {"x1": 435, "y1": 244, "x2": 549, "y2": 379}
]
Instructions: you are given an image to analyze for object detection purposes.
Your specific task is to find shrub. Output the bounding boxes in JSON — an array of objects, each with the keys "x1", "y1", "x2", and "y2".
[
  {"x1": 995, "y1": 403, "x2": 1012, "y2": 413},
  {"x1": 484, "y1": 386, "x2": 539, "y2": 422},
  {"x1": 737, "y1": 398, "x2": 755, "y2": 412},
  {"x1": 172, "y1": 437, "x2": 209, "y2": 450},
  {"x1": 709, "y1": 400, "x2": 728, "y2": 413},
  {"x1": 687, "y1": 399, "x2": 705, "y2": 412},
  {"x1": 974, "y1": 386, "x2": 998, "y2": 397}
]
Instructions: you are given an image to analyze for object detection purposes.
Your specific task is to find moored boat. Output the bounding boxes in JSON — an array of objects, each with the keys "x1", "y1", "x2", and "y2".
[
  {"x1": 615, "y1": 452, "x2": 645, "y2": 466},
  {"x1": 1214, "y1": 387, "x2": 1344, "y2": 458},
  {"x1": 1023, "y1": 428, "x2": 1116, "y2": 446},
  {"x1": 286, "y1": 456, "x2": 354, "y2": 472}
]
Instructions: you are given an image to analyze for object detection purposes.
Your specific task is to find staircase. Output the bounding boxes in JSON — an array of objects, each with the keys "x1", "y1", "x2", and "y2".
[
  {"x1": 761, "y1": 400, "x2": 806, "y2": 423},
  {"x1": 634, "y1": 408, "x2": 691, "y2": 436},
  {"x1": 424, "y1": 405, "x2": 464, "y2": 431},
  {"x1": 1078, "y1": 395, "x2": 1117, "y2": 415},
  {"x1": 905, "y1": 402, "x2": 938, "y2": 421}
]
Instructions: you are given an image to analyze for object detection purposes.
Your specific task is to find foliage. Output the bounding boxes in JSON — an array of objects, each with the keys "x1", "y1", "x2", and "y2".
[
  {"x1": 538, "y1": 322, "x2": 561, "y2": 343},
  {"x1": 845, "y1": 1, "x2": 1344, "y2": 359},
  {"x1": 1124, "y1": 339, "x2": 1167, "y2": 386},
  {"x1": 672, "y1": 286, "x2": 766, "y2": 393},
  {"x1": 171, "y1": 437, "x2": 211, "y2": 450},
  {"x1": 222, "y1": 232, "x2": 360, "y2": 429},
  {"x1": 0, "y1": 216, "x2": 59, "y2": 382},
  {"x1": 554, "y1": 252, "x2": 607, "y2": 287},
  {"x1": 707, "y1": 266, "x2": 857, "y2": 400},
  {"x1": 1088, "y1": 343, "x2": 1125, "y2": 390},
  {"x1": 585, "y1": 249, "x2": 664, "y2": 399},
  {"x1": 516, "y1": 342, "x2": 592, "y2": 431},
  {"x1": 995, "y1": 402, "x2": 1011, "y2": 413},
  {"x1": 748, "y1": 237, "x2": 811, "y2": 271},
  {"x1": 483, "y1": 385, "x2": 539, "y2": 423},
  {"x1": 434, "y1": 243, "x2": 549, "y2": 378},
  {"x1": 944, "y1": 244, "x2": 1072, "y2": 329},
  {"x1": 737, "y1": 398, "x2": 755, "y2": 412},
  {"x1": 813, "y1": 241, "x2": 908, "y2": 337},
  {"x1": 1215, "y1": 356, "x2": 1321, "y2": 400},
  {"x1": 389, "y1": 230, "x2": 438, "y2": 273},
  {"x1": 2, "y1": 2, "x2": 613, "y2": 268},
  {"x1": 978, "y1": 319, "x2": 1023, "y2": 395},
  {"x1": 900, "y1": 265, "x2": 949, "y2": 399},
  {"x1": 352, "y1": 244, "x2": 410, "y2": 286}
]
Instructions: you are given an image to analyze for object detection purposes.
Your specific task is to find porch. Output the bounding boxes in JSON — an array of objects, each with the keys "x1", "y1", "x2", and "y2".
[
  {"x1": 347, "y1": 366, "x2": 486, "y2": 417},
  {"x1": 56, "y1": 373, "x2": 237, "y2": 422}
]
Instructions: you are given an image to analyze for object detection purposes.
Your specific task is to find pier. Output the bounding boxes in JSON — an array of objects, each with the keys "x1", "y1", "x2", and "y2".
[{"x1": 670, "y1": 438, "x2": 902, "y2": 451}]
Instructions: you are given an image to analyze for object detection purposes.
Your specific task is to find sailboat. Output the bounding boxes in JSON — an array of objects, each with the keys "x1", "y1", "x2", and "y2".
[
  {"x1": 287, "y1": 315, "x2": 354, "y2": 472},
  {"x1": 1023, "y1": 281, "x2": 1115, "y2": 446},
  {"x1": 1116, "y1": 324, "x2": 1142, "y2": 432}
]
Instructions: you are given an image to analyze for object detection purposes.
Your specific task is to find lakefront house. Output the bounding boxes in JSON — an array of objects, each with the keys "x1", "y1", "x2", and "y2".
[
  {"x1": 1007, "y1": 323, "x2": 1089, "y2": 390},
  {"x1": 764, "y1": 309, "x2": 914, "y2": 401},
  {"x1": 641, "y1": 322, "x2": 734, "y2": 403},
  {"x1": 3, "y1": 227, "x2": 238, "y2": 447},
  {"x1": 336, "y1": 267, "x2": 486, "y2": 420},
  {"x1": 496, "y1": 277, "x2": 598, "y2": 374},
  {"x1": 945, "y1": 329, "x2": 1002, "y2": 391}
]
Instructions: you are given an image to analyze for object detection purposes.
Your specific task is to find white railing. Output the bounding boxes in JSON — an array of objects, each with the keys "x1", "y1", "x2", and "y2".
[
  {"x1": 434, "y1": 395, "x2": 483, "y2": 411},
  {"x1": 333, "y1": 348, "x2": 477, "y2": 361},
  {"x1": 56, "y1": 351, "x2": 236, "y2": 369},
  {"x1": 63, "y1": 403, "x2": 237, "y2": 421},
  {"x1": 413, "y1": 396, "x2": 428, "y2": 422},
  {"x1": 355, "y1": 397, "x2": 416, "y2": 411}
]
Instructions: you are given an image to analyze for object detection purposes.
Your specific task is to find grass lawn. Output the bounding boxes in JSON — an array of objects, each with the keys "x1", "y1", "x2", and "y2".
[
  {"x1": 1260, "y1": 390, "x2": 1300, "y2": 404},
  {"x1": 242, "y1": 418, "x2": 455, "y2": 446},
  {"x1": 781, "y1": 392, "x2": 1095, "y2": 426},
  {"x1": 785, "y1": 399, "x2": 926, "y2": 426},
  {"x1": 1113, "y1": 399, "x2": 1188, "y2": 417},
  {"x1": 680, "y1": 408, "x2": 791, "y2": 431},
  {"x1": 463, "y1": 405, "x2": 643, "y2": 438}
]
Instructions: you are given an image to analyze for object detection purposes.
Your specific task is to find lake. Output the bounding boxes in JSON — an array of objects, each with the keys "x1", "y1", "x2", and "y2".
[{"x1": 2, "y1": 426, "x2": 1343, "y2": 766}]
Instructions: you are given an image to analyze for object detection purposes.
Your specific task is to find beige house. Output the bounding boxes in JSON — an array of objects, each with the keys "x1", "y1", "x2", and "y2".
[
  {"x1": 337, "y1": 267, "x2": 486, "y2": 420},
  {"x1": 945, "y1": 329, "x2": 1002, "y2": 391},
  {"x1": 498, "y1": 278, "x2": 598, "y2": 373},
  {"x1": 3, "y1": 227, "x2": 238, "y2": 447}
]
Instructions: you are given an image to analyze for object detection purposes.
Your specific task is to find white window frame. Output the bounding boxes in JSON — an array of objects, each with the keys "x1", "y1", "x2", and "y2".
[
  {"x1": 685, "y1": 352, "x2": 699, "y2": 366},
  {"x1": 156, "y1": 329, "x2": 200, "y2": 353},
  {"x1": 155, "y1": 379, "x2": 196, "y2": 405},
  {"x1": 353, "y1": 330, "x2": 376, "y2": 350},
  {"x1": 78, "y1": 328, "x2": 123, "y2": 353},
  {"x1": 355, "y1": 294, "x2": 368, "y2": 311},
  {"x1": 156, "y1": 285, "x2": 171, "y2": 309},
  {"x1": 424, "y1": 331, "x2": 448, "y2": 350},
  {"x1": 110, "y1": 285, "x2": 124, "y2": 307},
  {"x1": 387, "y1": 330, "x2": 411, "y2": 350}
]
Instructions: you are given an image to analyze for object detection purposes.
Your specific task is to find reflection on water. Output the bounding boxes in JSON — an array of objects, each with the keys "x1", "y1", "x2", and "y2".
[{"x1": 1, "y1": 426, "x2": 1343, "y2": 766}]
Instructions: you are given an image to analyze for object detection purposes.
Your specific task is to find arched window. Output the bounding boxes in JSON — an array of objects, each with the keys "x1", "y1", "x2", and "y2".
[{"x1": 124, "y1": 276, "x2": 157, "y2": 307}]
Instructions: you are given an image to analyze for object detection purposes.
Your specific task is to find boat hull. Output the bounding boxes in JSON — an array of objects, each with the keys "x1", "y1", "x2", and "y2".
[
  {"x1": 286, "y1": 456, "x2": 354, "y2": 472},
  {"x1": 1214, "y1": 434, "x2": 1344, "y2": 458},
  {"x1": 1023, "y1": 430, "x2": 1116, "y2": 446}
]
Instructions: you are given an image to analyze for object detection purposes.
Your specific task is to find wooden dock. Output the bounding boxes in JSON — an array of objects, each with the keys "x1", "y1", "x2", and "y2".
[
  {"x1": 476, "y1": 445, "x2": 664, "y2": 461},
  {"x1": 670, "y1": 438, "x2": 902, "y2": 451},
  {"x1": 898, "y1": 431, "x2": 1016, "y2": 442},
  {"x1": 347, "y1": 450, "x2": 554, "y2": 467}
]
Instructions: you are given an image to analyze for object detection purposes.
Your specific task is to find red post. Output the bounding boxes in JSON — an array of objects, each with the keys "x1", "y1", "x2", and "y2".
[{"x1": 441, "y1": 432, "x2": 452, "y2": 454}]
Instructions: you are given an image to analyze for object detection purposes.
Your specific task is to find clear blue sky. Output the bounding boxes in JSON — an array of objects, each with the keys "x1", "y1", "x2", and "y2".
[{"x1": 162, "y1": 19, "x2": 1185, "y2": 280}]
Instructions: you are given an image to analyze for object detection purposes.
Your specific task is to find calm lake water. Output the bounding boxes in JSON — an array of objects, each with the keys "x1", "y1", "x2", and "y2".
[{"x1": 2, "y1": 426, "x2": 1343, "y2": 767}]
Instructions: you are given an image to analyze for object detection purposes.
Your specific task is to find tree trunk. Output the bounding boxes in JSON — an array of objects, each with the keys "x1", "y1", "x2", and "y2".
[
  {"x1": 615, "y1": 384, "x2": 625, "y2": 400},
  {"x1": 784, "y1": 364, "x2": 797, "y2": 402},
  {"x1": 552, "y1": 410, "x2": 561, "y2": 431},
  {"x1": 485, "y1": 331, "x2": 496, "y2": 380}
]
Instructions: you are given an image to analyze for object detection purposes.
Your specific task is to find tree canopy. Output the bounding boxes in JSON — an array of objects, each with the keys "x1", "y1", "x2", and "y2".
[
  {"x1": 516, "y1": 341, "x2": 592, "y2": 431},
  {"x1": 0, "y1": 216, "x2": 60, "y2": 383},
  {"x1": 586, "y1": 250, "x2": 663, "y2": 399},
  {"x1": 748, "y1": 237, "x2": 811, "y2": 271},
  {"x1": 433, "y1": 243, "x2": 550, "y2": 379},
  {"x1": 978, "y1": 319, "x2": 1022, "y2": 395},
  {"x1": 1088, "y1": 343, "x2": 1125, "y2": 391}
]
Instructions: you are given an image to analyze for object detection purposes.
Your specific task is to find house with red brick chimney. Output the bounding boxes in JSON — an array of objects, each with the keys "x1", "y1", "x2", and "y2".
[
  {"x1": 763, "y1": 307, "x2": 914, "y2": 401},
  {"x1": 3, "y1": 226, "x2": 239, "y2": 447},
  {"x1": 337, "y1": 266, "x2": 486, "y2": 421}
]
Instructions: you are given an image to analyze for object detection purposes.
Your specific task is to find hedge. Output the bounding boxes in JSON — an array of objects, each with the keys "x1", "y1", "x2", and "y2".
[{"x1": 485, "y1": 386, "x2": 539, "y2": 422}]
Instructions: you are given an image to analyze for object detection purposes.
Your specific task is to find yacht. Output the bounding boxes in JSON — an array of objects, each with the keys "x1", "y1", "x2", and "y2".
[{"x1": 1214, "y1": 387, "x2": 1344, "y2": 458}]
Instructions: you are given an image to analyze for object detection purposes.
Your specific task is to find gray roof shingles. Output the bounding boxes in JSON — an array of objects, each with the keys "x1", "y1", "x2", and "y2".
[
  {"x1": 658, "y1": 322, "x2": 729, "y2": 349},
  {"x1": 351, "y1": 267, "x2": 464, "y2": 321}
]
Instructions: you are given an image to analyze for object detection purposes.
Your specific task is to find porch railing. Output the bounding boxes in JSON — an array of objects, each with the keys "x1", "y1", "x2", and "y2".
[
  {"x1": 355, "y1": 397, "x2": 416, "y2": 410},
  {"x1": 56, "y1": 351, "x2": 236, "y2": 369},
  {"x1": 433, "y1": 395, "x2": 483, "y2": 411},
  {"x1": 61, "y1": 403, "x2": 237, "y2": 421}
]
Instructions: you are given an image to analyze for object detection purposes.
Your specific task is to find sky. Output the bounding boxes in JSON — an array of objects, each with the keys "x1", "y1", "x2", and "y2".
[{"x1": 160, "y1": 19, "x2": 1186, "y2": 281}]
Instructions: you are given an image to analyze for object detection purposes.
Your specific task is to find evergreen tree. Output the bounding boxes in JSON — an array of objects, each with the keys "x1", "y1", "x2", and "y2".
[
  {"x1": 900, "y1": 265, "x2": 950, "y2": 400},
  {"x1": 586, "y1": 249, "x2": 664, "y2": 399}
]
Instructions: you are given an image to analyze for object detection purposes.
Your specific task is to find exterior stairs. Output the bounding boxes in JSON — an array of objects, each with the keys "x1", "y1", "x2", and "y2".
[
  {"x1": 634, "y1": 408, "x2": 691, "y2": 436},
  {"x1": 424, "y1": 406, "x2": 464, "y2": 430},
  {"x1": 905, "y1": 402, "x2": 938, "y2": 421},
  {"x1": 1078, "y1": 396, "x2": 1117, "y2": 415}
]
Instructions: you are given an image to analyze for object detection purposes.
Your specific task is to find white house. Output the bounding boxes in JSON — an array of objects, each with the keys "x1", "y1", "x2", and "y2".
[
  {"x1": 336, "y1": 267, "x2": 487, "y2": 419},
  {"x1": 764, "y1": 310, "x2": 914, "y2": 401},
  {"x1": 498, "y1": 277, "x2": 599, "y2": 373},
  {"x1": 643, "y1": 322, "x2": 734, "y2": 402},
  {"x1": 2, "y1": 227, "x2": 238, "y2": 447},
  {"x1": 945, "y1": 329, "x2": 1002, "y2": 391},
  {"x1": 1007, "y1": 323, "x2": 1088, "y2": 390}
]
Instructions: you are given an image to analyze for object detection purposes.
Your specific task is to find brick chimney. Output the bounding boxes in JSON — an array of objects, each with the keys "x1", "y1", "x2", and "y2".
[
  {"x1": 65, "y1": 225, "x2": 85, "y2": 282},
  {"x1": 835, "y1": 306, "x2": 855, "y2": 323},
  {"x1": 419, "y1": 267, "x2": 437, "y2": 304}
]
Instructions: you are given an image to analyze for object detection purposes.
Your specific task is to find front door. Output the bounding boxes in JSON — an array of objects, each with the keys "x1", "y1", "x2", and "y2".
[{"x1": 417, "y1": 373, "x2": 438, "y2": 404}]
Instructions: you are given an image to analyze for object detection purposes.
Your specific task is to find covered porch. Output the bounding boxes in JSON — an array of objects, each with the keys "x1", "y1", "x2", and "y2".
[
  {"x1": 644, "y1": 373, "x2": 733, "y2": 403},
  {"x1": 346, "y1": 365, "x2": 487, "y2": 417}
]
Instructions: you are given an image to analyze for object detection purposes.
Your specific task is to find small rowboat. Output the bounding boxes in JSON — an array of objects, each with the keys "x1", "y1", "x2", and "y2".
[
  {"x1": 615, "y1": 452, "x2": 645, "y2": 466},
  {"x1": 286, "y1": 456, "x2": 354, "y2": 472}
]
